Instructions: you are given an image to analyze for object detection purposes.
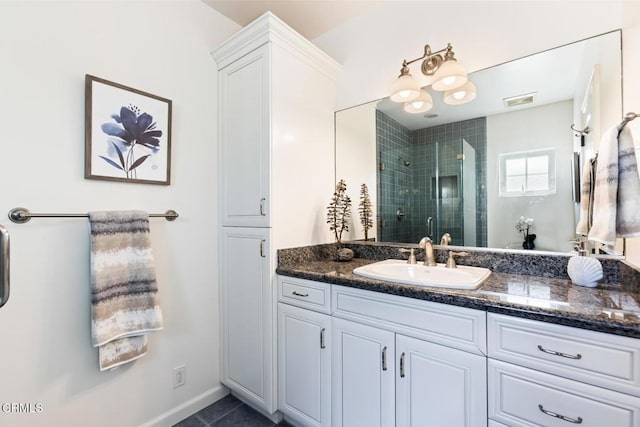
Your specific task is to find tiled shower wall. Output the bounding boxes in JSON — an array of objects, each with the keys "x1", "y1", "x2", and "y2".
[
  {"x1": 377, "y1": 110, "x2": 413, "y2": 242},
  {"x1": 376, "y1": 111, "x2": 488, "y2": 246}
]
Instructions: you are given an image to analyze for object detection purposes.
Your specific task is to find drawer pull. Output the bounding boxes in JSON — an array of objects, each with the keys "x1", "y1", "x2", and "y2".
[
  {"x1": 292, "y1": 291, "x2": 309, "y2": 297},
  {"x1": 320, "y1": 328, "x2": 326, "y2": 349},
  {"x1": 382, "y1": 346, "x2": 387, "y2": 371},
  {"x1": 260, "y1": 239, "x2": 266, "y2": 257},
  {"x1": 400, "y1": 352, "x2": 406, "y2": 378},
  {"x1": 538, "y1": 404, "x2": 583, "y2": 424},
  {"x1": 537, "y1": 345, "x2": 582, "y2": 360}
]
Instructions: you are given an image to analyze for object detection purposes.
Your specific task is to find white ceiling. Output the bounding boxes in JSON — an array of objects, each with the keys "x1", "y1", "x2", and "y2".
[{"x1": 202, "y1": 0, "x2": 382, "y2": 40}]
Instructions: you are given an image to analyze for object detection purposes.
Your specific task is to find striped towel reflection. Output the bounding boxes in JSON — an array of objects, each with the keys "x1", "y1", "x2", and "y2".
[{"x1": 89, "y1": 211, "x2": 163, "y2": 371}]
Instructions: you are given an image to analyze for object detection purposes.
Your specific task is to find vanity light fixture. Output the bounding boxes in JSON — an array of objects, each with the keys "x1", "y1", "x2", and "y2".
[{"x1": 390, "y1": 43, "x2": 475, "y2": 112}]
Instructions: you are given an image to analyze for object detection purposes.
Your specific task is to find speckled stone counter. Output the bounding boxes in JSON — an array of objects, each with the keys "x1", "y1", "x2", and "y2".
[{"x1": 276, "y1": 242, "x2": 640, "y2": 338}]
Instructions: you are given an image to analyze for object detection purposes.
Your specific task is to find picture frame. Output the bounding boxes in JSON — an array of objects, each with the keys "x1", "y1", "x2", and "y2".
[{"x1": 85, "y1": 74, "x2": 172, "y2": 185}]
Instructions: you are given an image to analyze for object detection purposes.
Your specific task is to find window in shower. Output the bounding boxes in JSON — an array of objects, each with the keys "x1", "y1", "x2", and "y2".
[{"x1": 499, "y1": 148, "x2": 556, "y2": 197}]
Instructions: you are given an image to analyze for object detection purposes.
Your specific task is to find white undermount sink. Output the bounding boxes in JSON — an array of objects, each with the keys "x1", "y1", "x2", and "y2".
[{"x1": 353, "y1": 259, "x2": 491, "y2": 290}]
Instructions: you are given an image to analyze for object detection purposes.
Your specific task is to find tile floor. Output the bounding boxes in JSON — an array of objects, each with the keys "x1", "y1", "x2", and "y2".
[{"x1": 173, "y1": 394, "x2": 292, "y2": 427}]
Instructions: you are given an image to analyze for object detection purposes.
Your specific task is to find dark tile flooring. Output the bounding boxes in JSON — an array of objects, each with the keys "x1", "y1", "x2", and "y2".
[{"x1": 173, "y1": 394, "x2": 292, "y2": 427}]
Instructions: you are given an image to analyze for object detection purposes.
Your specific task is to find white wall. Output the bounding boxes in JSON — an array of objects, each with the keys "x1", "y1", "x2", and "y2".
[
  {"x1": 335, "y1": 102, "x2": 377, "y2": 241},
  {"x1": 487, "y1": 101, "x2": 574, "y2": 252},
  {"x1": 0, "y1": 2, "x2": 239, "y2": 426}
]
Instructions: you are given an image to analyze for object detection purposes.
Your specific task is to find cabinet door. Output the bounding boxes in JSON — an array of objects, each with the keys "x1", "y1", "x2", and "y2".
[
  {"x1": 332, "y1": 317, "x2": 395, "y2": 427},
  {"x1": 220, "y1": 227, "x2": 274, "y2": 412},
  {"x1": 218, "y1": 44, "x2": 270, "y2": 227},
  {"x1": 278, "y1": 303, "x2": 331, "y2": 427},
  {"x1": 396, "y1": 334, "x2": 487, "y2": 427}
]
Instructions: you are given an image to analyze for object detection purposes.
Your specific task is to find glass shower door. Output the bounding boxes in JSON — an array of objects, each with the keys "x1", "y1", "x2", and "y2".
[{"x1": 425, "y1": 138, "x2": 476, "y2": 246}]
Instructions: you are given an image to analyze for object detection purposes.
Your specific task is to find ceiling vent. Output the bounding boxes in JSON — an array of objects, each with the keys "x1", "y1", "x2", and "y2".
[{"x1": 503, "y1": 92, "x2": 537, "y2": 108}]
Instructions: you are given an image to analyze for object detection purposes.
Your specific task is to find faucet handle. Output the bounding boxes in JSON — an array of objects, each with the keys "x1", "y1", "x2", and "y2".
[
  {"x1": 399, "y1": 248, "x2": 417, "y2": 264},
  {"x1": 440, "y1": 233, "x2": 452, "y2": 245},
  {"x1": 445, "y1": 251, "x2": 469, "y2": 269}
]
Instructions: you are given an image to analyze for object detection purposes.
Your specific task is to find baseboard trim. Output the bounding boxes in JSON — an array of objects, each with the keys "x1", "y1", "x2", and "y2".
[{"x1": 140, "y1": 384, "x2": 229, "y2": 427}]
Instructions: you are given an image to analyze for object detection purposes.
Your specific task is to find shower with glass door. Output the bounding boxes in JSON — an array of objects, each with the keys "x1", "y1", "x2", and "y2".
[{"x1": 377, "y1": 137, "x2": 477, "y2": 246}]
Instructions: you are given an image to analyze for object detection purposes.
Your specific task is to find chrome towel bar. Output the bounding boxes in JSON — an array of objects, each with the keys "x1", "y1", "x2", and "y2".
[{"x1": 8, "y1": 207, "x2": 179, "y2": 224}]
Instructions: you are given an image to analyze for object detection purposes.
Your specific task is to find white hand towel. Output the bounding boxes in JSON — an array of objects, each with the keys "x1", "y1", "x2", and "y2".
[{"x1": 589, "y1": 126, "x2": 640, "y2": 244}]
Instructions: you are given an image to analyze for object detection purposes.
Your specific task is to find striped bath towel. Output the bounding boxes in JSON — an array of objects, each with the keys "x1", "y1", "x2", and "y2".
[
  {"x1": 589, "y1": 126, "x2": 640, "y2": 245},
  {"x1": 89, "y1": 211, "x2": 163, "y2": 371}
]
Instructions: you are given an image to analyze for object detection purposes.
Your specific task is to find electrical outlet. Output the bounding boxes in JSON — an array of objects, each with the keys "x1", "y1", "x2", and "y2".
[{"x1": 173, "y1": 365, "x2": 186, "y2": 388}]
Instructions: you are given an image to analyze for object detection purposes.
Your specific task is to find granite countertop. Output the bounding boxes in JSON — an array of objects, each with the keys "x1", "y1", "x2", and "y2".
[{"x1": 276, "y1": 243, "x2": 640, "y2": 339}]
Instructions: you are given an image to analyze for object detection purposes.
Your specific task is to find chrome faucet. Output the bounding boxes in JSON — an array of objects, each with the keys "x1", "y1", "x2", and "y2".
[{"x1": 418, "y1": 237, "x2": 437, "y2": 267}]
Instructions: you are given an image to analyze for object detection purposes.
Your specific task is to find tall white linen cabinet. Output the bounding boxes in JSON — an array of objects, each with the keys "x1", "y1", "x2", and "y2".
[{"x1": 211, "y1": 12, "x2": 340, "y2": 415}]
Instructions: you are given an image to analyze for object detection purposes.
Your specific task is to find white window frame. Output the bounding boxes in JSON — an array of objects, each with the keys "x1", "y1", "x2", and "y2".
[{"x1": 499, "y1": 148, "x2": 556, "y2": 197}]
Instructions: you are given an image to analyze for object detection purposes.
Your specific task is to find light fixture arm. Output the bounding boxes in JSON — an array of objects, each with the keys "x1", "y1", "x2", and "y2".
[{"x1": 401, "y1": 43, "x2": 454, "y2": 76}]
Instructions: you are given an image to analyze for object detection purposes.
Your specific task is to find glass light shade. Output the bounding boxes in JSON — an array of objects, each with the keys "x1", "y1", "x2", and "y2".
[
  {"x1": 390, "y1": 74, "x2": 420, "y2": 102},
  {"x1": 403, "y1": 89, "x2": 433, "y2": 113},
  {"x1": 431, "y1": 59, "x2": 468, "y2": 91},
  {"x1": 443, "y1": 81, "x2": 477, "y2": 105}
]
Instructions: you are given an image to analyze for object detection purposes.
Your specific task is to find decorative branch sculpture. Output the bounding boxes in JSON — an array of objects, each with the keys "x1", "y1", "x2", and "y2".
[
  {"x1": 327, "y1": 179, "x2": 352, "y2": 244},
  {"x1": 359, "y1": 183, "x2": 373, "y2": 240}
]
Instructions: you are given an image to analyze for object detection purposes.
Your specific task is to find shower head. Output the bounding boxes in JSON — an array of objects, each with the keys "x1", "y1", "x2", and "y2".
[{"x1": 399, "y1": 157, "x2": 411, "y2": 166}]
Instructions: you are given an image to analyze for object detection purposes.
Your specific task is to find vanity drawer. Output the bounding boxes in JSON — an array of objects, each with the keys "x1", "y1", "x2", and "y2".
[
  {"x1": 488, "y1": 313, "x2": 640, "y2": 396},
  {"x1": 332, "y1": 285, "x2": 486, "y2": 355},
  {"x1": 489, "y1": 359, "x2": 640, "y2": 427},
  {"x1": 277, "y1": 276, "x2": 331, "y2": 314}
]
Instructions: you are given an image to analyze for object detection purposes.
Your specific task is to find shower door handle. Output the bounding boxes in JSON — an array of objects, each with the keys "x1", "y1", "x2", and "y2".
[
  {"x1": 0, "y1": 225, "x2": 9, "y2": 309},
  {"x1": 427, "y1": 217, "x2": 433, "y2": 239}
]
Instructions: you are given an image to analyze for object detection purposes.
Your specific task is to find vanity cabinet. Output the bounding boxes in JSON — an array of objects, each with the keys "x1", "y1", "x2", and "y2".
[
  {"x1": 213, "y1": 12, "x2": 339, "y2": 415},
  {"x1": 488, "y1": 313, "x2": 640, "y2": 426},
  {"x1": 332, "y1": 317, "x2": 396, "y2": 427},
  {"x1": 277, "y1": 277, "x2": 332, "y2": 427},
  {"x1": 331, "y1": 285, "x2": 487, "y2": 427},
  {"x1": 395, "y1": 334, "x2": 487, "y2": 426}
]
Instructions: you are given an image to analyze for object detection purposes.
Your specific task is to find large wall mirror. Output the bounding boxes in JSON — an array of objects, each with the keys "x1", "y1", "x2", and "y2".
[{"x1": 336, "y1": 30, "x2": 622, "y2": 255}]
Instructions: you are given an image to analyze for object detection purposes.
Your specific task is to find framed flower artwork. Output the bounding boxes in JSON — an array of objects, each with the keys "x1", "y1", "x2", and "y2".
[{"x1": 85, "y1": 75, "x2": 172, "y2": 185}]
